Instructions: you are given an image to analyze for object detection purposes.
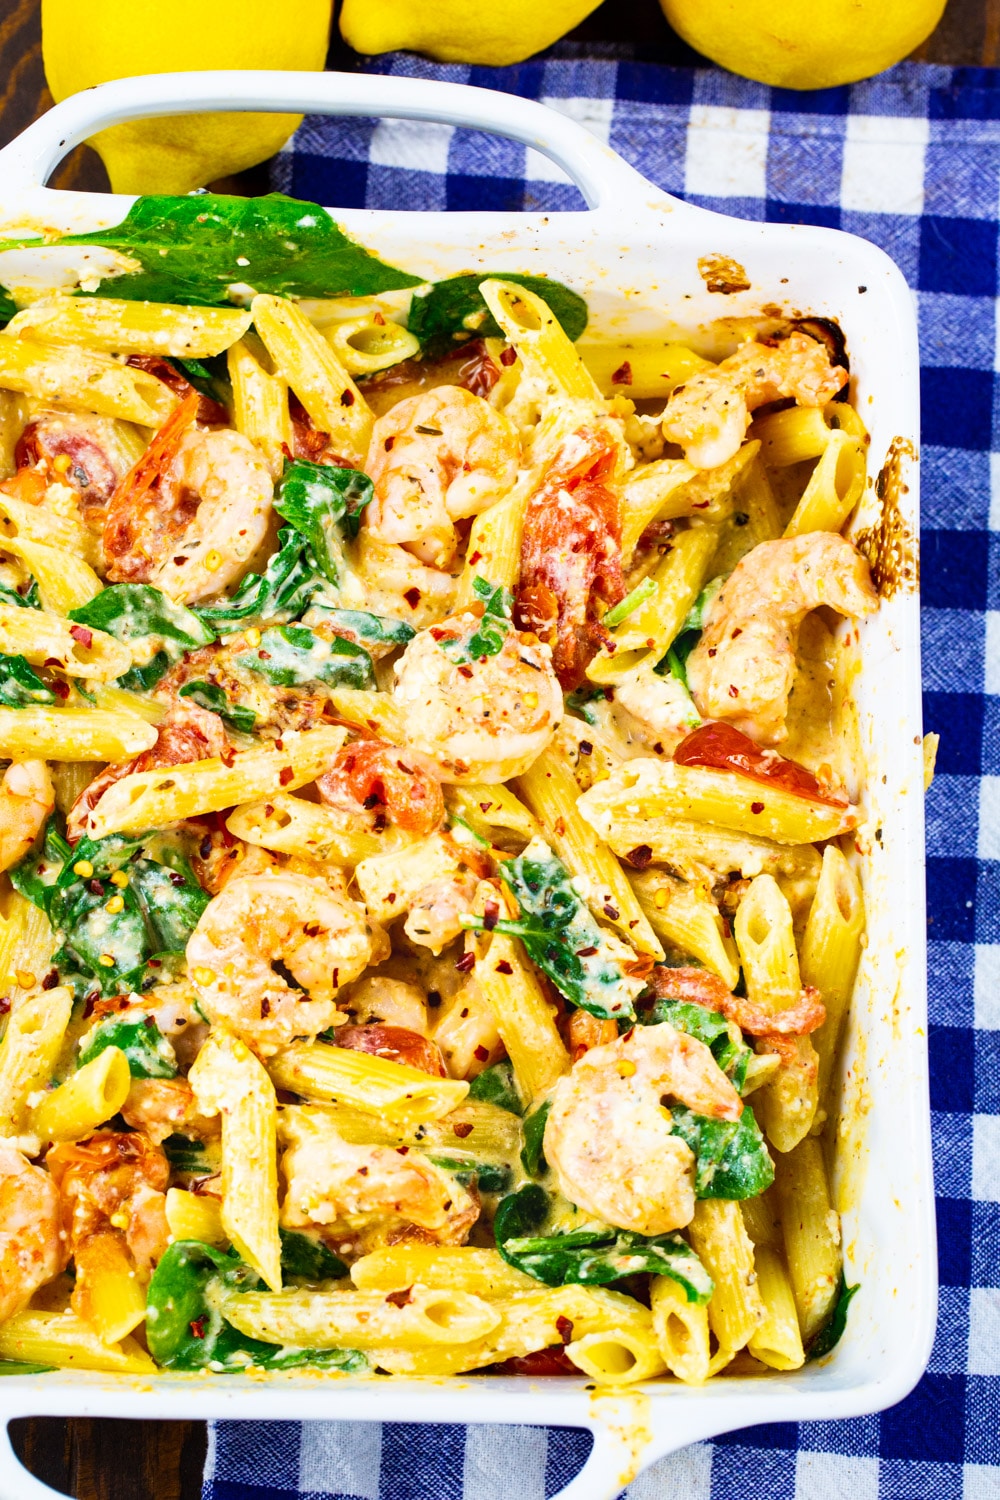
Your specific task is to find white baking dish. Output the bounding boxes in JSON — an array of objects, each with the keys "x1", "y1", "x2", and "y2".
[{"x1": 0, "y1": 70, "x2": 934, "y2": 1500}]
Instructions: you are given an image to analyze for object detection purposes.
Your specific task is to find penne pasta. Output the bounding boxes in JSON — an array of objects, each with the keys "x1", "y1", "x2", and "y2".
[
  {"x1": 774, "y1": 1137, "x2": 843, "y2": 1342},
  {"x1": 650, "y1": 1273, "x2": 712, "y2": 1385},
  {"x1": 747, "y1": 1246, "x2": 805, "y2": 1370},
  {"x1": 629, "y1": 868, "x2": 740, "y2": 987},
  {"x1": 227, "y1": 793, "x2": 410, "y2": 867},
  {"x1": 687, "y1": 1198, "x2": 765, "y2": 1354},
  {"x1": 0, "y1": 987, "x2": 73, "y2": 1136},
  {"x1": 7, "y1": 298, "x2": 252, "y2": 358},
  {"x1": 475, "y1": 929, "x2": 570, "y2": 1101},
  {"x1": 269, "y1": 1042, "x2": 469, "y2": 1124},
  {"x1": 31, "y1": 1046, "x2": 132, "y2": 1144},
  {"x1": 227, "y1": 334, "x2": 292, "y2": 479},
  {"x1": 800, "y1": 845, "x2": 865, "y2": 1108},
  {"x1": 0, "y1": 334, "x2": 175, "y2": 425},
  {"x1": 164, "y1": 1187, "x2": 227, "y2": 1247},
  {"x1": 324, "y1": 312, "x2": 420, "y2": 375},
  {"x1": 478, "y1": 278, "x2": 601, "y2": 402},
  {"x1": 0, "y1": 603, "x2": 131, "y2": 680},
  {"x1": 578, "y1": 340, "x2": 711, "y2": 400},
  {"x1": 0, "y1": 535, "x2": 102, "y2": 613},
  {"x1": 350, "y1": 1245, "x2": 538, "y2": 1298},
  {"x1": 0, "y1": 1309, "x2": 156, "y2": 1374},
  {"x1": 0, "y1": 487, "x2": 103, "y2": 569},
  {"x1": 72, "y1": 1228, "x2": 148, "y2": 1345},
  {"x1": 784, "y1": 430, "x2": 866, "y2": 538},
  {"x1": 251, "y1": 294, "x2": 373, "y2": 463},
  {"x1": 223, "y1": 1284, "x2": 501, "y2": 1349}
]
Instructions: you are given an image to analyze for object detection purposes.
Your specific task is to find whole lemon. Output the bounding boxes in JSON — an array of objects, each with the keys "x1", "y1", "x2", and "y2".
[
  {"x1": 658, "y1": 0, "x2": 948, "y2": 89},
  {"x1": 340, "y1": 0, "x2": 603, "y2": 67},
  {"x1": 42, "y1": 0, "x2": 332, "y2": 195}
]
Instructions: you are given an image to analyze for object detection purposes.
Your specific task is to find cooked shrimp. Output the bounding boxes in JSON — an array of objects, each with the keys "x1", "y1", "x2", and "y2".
[
  {"x1": 661, "y1": 332, "x2": 847, "y2": 469},
  {"x1": 120, "y1": 1077, "x2": 218, "y2": 1145},
  {"x1": 364, "y1": 386, "x2": 519, "y2": 568},
  {"x1": 686, "y1": 533, "x2": 878, "y2": 745},
  {"x1": 0, "y1": 1143, "x2": 66, "y2": 1323},
  {"x1": 47, "y1": 1130, "x2": 171, "y2": 1278},
  {"x1": 342, "y1": 974, "x2": 430, "y2": 1035},
  {"x1": 404, "y1": 870, "x2": 481, "y2": 954},
  {"x1": 281, "y1": 1129, "x2": 478, "y2": 1244},
  {"x1": 0, "y1": 759, "x2": 54, "y2": 872},
  {"x1": 186, "y1": 869, "x2": 377, "y2": 1054},
  {"x1": 317, "y1": 739, "x2": 444, "y2": 837},
  {"x1": 647, "y1": 964, "x2": 825, "y2": 1037},
  {"x1": 393, "y1": 608, "x2": 562, "y2": 783},
  {"x1": 104, "y1": 393, "x2": 273, "y2": 603},
  {"x1": 15, "y1": 411, "x2": 141, "y2": 534},
  {"x1": 544, "y1": 1023, "x2": 742, "y2": 1235}
]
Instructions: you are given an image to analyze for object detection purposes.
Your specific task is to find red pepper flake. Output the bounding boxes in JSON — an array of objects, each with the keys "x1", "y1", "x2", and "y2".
[
  {"x1": 578, "y1": 740, "x2": 593, "y2": 756},
  {"x1": 264, "y1": 804, "x2": 274, "y2": 817},
  {"x1": 189, "y1": 1319, "x2": 205, "y2": 1339},
  {"x1": 453, "y1": 1121, "x2": 474, "y2": 1139},
  {"x1": 610, "y1": 361, "x2": 632, "y2": 386},
  {"x1": 384, "y1": 436, "x2": 395, "y2": 452},
  {"x1": 386, "y1": 892, "x2": 397, "y2": 905},
  {"x1": 728, "y1": 684, "x2": 739, "y2": 697},
  {"x1": 483, "y1": 901, "x2": 499, "y2": 931},
  {"x1": 603, "y1": 903, "x2": 619, "y2": 920},
  {"x1": 396, "y1": 1145, "x2": 410, "y2": 1155},
  {"x1": 731, "y1": 627, "x2": 743, "y2": 638},
  {"x1": 500, "y1": 346, "x2": 517, "y2": 367},
  {"x1": 173, "y1": 556, "x2": 188, "y2": 567},
  {"x1": 457, "y1": 664, "x2": 474, "y2": 679},
  {"x1": 69, "y1": 624, "x2": 93, "y2": 649},
  {"x1": 494, "y1": 959, "x2": 513, "y2": 975},
  {"x1": 42, "y1": 969, "x2": 59, "y2": 990},
  {"x1": 340, "y1": 389, "x2": 355, "y2": 407},
  {"x1": 556, "y1": 1316, "x2": 574, "y2": 1343},
  {"x1": 575, "y1": 946, "x2": 598, "y2": 958},
  {"x1": 0, "y1": 998, "x2": 9, "y2": 1016},
  {"x1": 82, "y1": 989, "x2": 100, "y2": 1019},
  {"x1": 386, "y1": 1287, "x2": 413, "y2": 1308},
  {"x1": 455, "y1": 951, "x2": 476, "y2": 973},
  {"x1": 468, "y1": 550, "x2": 483, "y2": 565},
  {"x1": 474, "y1": 1044, "x2": 490, "y2": 1062},
  {"x1": 751, "y1": 801, "x2": 765, "y2": 814},
  {"x1": 279, "y1": 766, "x2": 294, "y2": 786},
  {"x1": 260, "y1": 998, "x2": 270, "y2": 1017},
  {"x1": 403, "y1": 587, "x2": 421, "y2": 608},
  {"x1": 707, "y1": 647, "x2": 717, "y2": 658},
  {"x1": 220, "y1": 746, "x2": 236, "y2": 767},
  {"x1": 479, "y1": 801, "x2": 492, "y2": 813},
  {"x1": 625, "y1": 844, "x2": 653, "y2": 869},
  {"x1": 44, "y1": 657, "x2": 62, "y2": 668}
]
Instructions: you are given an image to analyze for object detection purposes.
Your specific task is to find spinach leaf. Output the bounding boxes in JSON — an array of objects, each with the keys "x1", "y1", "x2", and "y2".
[
  {"x1": 145, "y1": 1240, "x2": 365, "y2": 1372},
  {"x1": 70, "y1": 584, "x2": 214, "y2": 650},
  {"x1": 51, "y1": 194, "x2": 420, "y2": 306},
  {"x1": 427, "y1": 1155, "x2": 511, "y2": 1194},
  {"x1": 0, "y1": 578, "x2": 40, "y2": 610},
  {"x1": 564, "y1": 685, "x2": 607, "y2": 727},
  {"x1": 178, "y1": 680, "x2": 258, "y2": 734},
  {"x1": 494, "y1": 1187, "x2": 713, "y2": 1303},
  {"x1": 807, "y1": 1274, "x2": 860, "y2": 1361},
  {"x1": 162, "y1": 1134, "x2": 214, "y2": 1174},
  {"x1": 194, "y1": 527, "x2": 329, "y2": 629},
  {"x1": 466, "y1": 837, "x2": 640, "y2": 1022},
  {"x1": 0, "y1": 1359, "x2": 55, "y2": 1375},
  {"x1": 520, "y1": 1099, "x2": 551, "y2": 1178},
  {"x1": 236, "y1": 624, "x2": 374, "y2": 691},
  {"x1": 10, "y1": 818, "x2": 71, "y2": 912},
  {"x1": 441, "y1": 577, "x2": 511, "y2": 661},
  {"x1": 305, "y1": 607, "x2": 415, "y2": 654},
  {"x1": 408, "y1": 273, "x2": 588, "y2": 352},
  {"x1": 279, "y1": 1229, "x2": 348, "y2": 1282},
  {"x1": 78, "y1": 1012, "x2": 178, "y2": 1079},
  {"x1": 656, "y1": 575, "x2": 726, "y2": 690},
  {"x1": 0, "y1": 654, "x2": 56, "y2": 706},
  {"x1": 467, "y1": 1059, "x2": 524, "y2": 1116},
  {"x1": 0, "y1": 287, "x2": 17, "y2": 329},
  {"x1": 274, "y1": 460, "x2": 372, "y2": 586},
  {"x1": 170, "y1": 354, "x2": 232, "y2": 409},
  {"x1": 700, "y1": 1106, "x2": 773, "y2": 1199},
  {"x1": 665, "y1": 1106, "x2": 741, "y2": 1195}
]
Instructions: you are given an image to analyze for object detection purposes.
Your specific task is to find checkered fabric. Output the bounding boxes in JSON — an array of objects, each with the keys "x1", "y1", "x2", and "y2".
[{"x1": 204, "y1": 51, "x2": 1000, "y2": 1500}]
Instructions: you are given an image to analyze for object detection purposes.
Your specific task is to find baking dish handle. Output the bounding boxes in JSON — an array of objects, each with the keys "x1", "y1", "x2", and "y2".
[
  {"x1": 0, "y1": 1421, "x2": 65, "y2": 1500},
  {"x1": 0, "y1": 69, "x2": 657, "y2": 212}
]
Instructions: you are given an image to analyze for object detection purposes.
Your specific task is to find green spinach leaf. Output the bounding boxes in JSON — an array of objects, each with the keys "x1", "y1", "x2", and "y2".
[
  {"x1": 441, "y1": 577, "x2": 511, "y2": 661},
  {"x1": 427, "y1": 1155, "x2": 511, "y2": 1194},
  {"x1": 0, "y1": 287, "x2": 17, "y2": 328},
  {"x1": 304, "y1": 607, "x2": 415, "y2": 654},
  {"x1": 807, "y1": 1274, "x2": 860, "y2": 1361},
  {"x1": 194, "y1": 527, "x2": 330, "y2": 630},
  {"x1": 274, "y1": 460, "x2": 372, "y2": 586},
  {"x1": 236, "y1": 624, "x2": 373, "y2": 691},
  {"x1": 51, "y1": 194, "x2": 420, "y2": 306},
  {"x1": 78, "y1": 1012, "x2": 178, "y2": 1079},
  {"x1": 70, "y1": 584, "x2": 214, "y2": 650},
  {"x1": 0, "y1": 654, "x2": 57, "y2": 706},
  {"x1": 520, "y1": 1099, "x2": 551, "y2": 1178},
  {"x1": 177, "y1": 680, "x2": 257, "y2": 733},
  {"x1": 0, "y1": 578, "x2": 40, "y2": 610},
  {"x1": 467, "y1": 1059, "x2": 523, "y2": 1116},
  {"x1": 279, "y1": 1229, "x2": 348, "y2": 1282},
  {"x1": 494, "y1": 1187, "x2": 713, "y2": 1303},
  {"x1": 407, "y1": 273, "x2": 587, "y2": 351}
]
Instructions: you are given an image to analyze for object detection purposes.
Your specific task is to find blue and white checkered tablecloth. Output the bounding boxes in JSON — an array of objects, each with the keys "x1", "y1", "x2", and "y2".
[{"x1": 204, "y1": 50, "x2": 1000, "y2": 1500}]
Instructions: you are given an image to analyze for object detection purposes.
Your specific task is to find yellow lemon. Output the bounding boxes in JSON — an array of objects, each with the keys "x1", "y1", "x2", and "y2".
[
  {"x1": 658, "y1": 0, "x2": 948, "y2": 90},
  {"x1": 340, "y1": 0, "x2": 603, "y2": 67},
  {"x1": 41, "y1": 0, "x2": 332, "y2": 195}
]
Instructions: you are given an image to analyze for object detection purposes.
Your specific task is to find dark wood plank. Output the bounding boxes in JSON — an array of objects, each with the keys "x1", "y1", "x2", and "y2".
[{"x1": 0, "y1": 1, "x2": 993, "y2": 1494}]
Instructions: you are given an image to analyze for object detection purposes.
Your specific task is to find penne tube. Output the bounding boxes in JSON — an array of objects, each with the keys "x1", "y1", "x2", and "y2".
[
  {"x1": 754, "y1": 1034, "x2": 820, "y2": 1153},
  {"x1": 773, "y1": 1137, "x2": 842, "y2": 1342},
  {"x1": 455, "y1": 479, "x2": 530, "y2": 602},
  {"x1": 327, "y1": 686, "x2": 408, "y2": 746},
  {"x1": 710, "y1": 456, "x2": 783, "y2": 577},
  {"x1": 620, "y1": 444, "x2": 758, "y2": 560},
  {"x1": 476, "y1": 930, "x2": 570, "y2": 1101},
  {"x1": 165, "y1": 1187, "x2": 227, "y2": 1247},
  {"x1": 91, "y1": 684, "x2": 167, "y2": 724},
  {"x1": 31, "y1": 1046, "x2": 131, "y2": 1144},
  {"x1": 0, "y1": 1309, "x2": 156, "y2": 1374},
  {"x1": 6, "y1": 298, "x2": 252, "y2": 358},
  {"x1": 227, "y1": 794, "x2": 411, "y2": 867},
  {"x1": 82, "y1": 724, "x2": 347, "y2": 838},
  {"x1": 784, "y1": 430, "x2": 866, "y2": 538},
  {"x1": 750, "y1": 399, "x2": 868, "y2": 469},
  {"x1": 0, "y1": 987, "x2": 73, "y2": 1136},
  {"x1": 517, "y1": 741, "x2": 663, "y2": 958},
  {"x1": 587, "y1": 526, "x2": 719, "y2": 683},
  {"x1": 0, "y1": 334, "x2": 175, "y2": 425},
  {"x1": 350, "y1": 1246, "x2": 538, "y2": 1299},
  {"x1": 189, "y1": 1028, "x2": 282, "y2": 1294},
  {"x1": 280, "y1": 1099, "x2": 522, "y2": 1161},
  {"x1": 71, "y1": 1228, "x2": 147, "y2": 1345},
  {"x1": 445, "y1": 783, "x2": 541, "y2": 849},
  {"x1": 650, "y1": 1274, "x2": 711, "y2": 1385},
  {"x1": 800, "y1": 845, "x2": 865, "y2": 1108},
  {"x1": 0, "y1": 389, "x2": 26, "y2": 477},
  {"x1": 578, "y1": 340, "x2": 711, "y2": 400},
  {"x1": 0, "y1": 603, "x2": 131, "y2": 680},
  {"x1": 0, "y1": 488, "x2": 103, "y2": 569},
  {"x1": 51, "y1": 760, "x2": 101, "y2": 817},
  {"x1": 566, "y1": 1326, "x2": 667, "y2": 1386},
  {"x1": 223, "y1": 1285, "x2": 501, "y2": 1349},
  {"x1": 577, "y1": 758, "x2": 859, "y2": 847},
  {"x1": 591, "y1": 810, "x2": 822, "y2": 885},
  {"x1": 325, "y1": 313, "x2": 420, "y2": 375},
  {"x1": 629, "y1": 869, "x2": 740, "y2": 988},
  {"x1": 687, "y1": 1199, "x2": 765, "y2": 1354},
  {"x1": 269, "y1": 1042, "x2": 469, "y2": 1124},
  {"x1": 354, "y1": 832, "x2": 464, "y2": 929},
  {"x1": 0, "y1": 893, "x2": 56, "y2": 994},
  {"x1": 227, "y1": 334, "x2": 292, "y2": 480},
  {"x1": 734, "y1": 874, "x2": 802, "y2": 1013},
  {"x1": 739, "y1": 1189, "x2": 783, "y2": 1251},
  {"x1": 747, "y1": 1246, "x2": 805, "y2": 1370},
  {"x1": 252, "y1": 294, "x2": 373, "y2": 463},
  {"x1": 478, "y1": 279, "x2": 600, "y2": 401},
  {"x1": 1, "y1": 536, "x2": 102, "y2": 613}
]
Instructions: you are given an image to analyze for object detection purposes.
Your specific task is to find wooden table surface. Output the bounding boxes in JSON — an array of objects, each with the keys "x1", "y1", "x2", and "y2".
[{"x1": 0, "y1": 0, "x2": 994, "y2": 1492}]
